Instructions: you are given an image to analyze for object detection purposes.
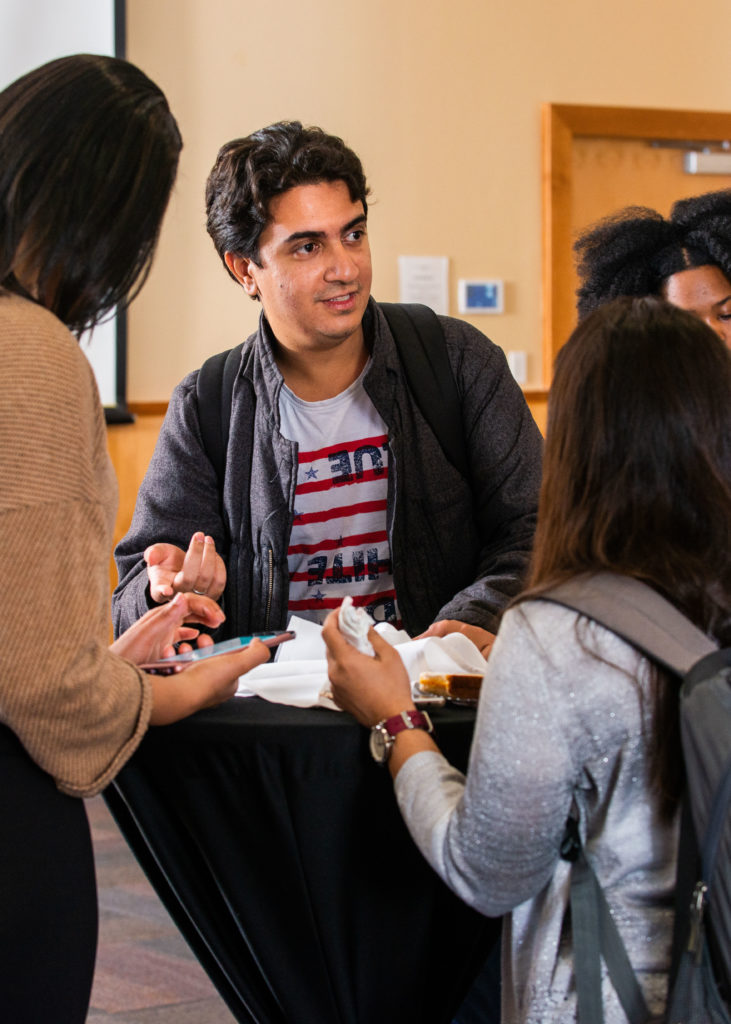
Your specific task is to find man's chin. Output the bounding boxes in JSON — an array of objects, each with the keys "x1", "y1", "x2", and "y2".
[{"x1": 319, "y1": 299, "x2": 368, "y2": 336}]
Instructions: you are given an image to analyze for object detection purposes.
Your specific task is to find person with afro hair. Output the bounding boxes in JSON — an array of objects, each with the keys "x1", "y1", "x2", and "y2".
[{"x1": 574, "y1": 188, "x2": 731, "y2": 347}]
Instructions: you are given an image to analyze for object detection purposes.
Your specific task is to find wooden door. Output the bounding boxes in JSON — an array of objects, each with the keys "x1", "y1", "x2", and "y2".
[{"x1": 542, "y1": 104, "x2": 731, "y2": 381}]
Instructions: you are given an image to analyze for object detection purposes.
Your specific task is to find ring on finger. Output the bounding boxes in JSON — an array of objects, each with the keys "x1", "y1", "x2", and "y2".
[{"x1": 192, "y1": 588, "x2": 206, "y2": 596}]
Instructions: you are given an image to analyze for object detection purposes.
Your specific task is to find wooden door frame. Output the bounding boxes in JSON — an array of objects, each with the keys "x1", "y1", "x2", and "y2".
[{"x1": 542, "y1": 103, "x2": 731, "y2": 384}]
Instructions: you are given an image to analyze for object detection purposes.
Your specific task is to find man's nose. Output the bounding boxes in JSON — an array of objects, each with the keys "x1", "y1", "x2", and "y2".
[{"x1": 325, "y1": 243, "x2": 358, "y2": 282}]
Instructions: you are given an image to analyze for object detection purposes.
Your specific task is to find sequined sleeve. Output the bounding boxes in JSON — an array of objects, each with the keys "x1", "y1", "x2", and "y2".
[{"x1": 394, "y1": 599, "x2": 652, "y2": 917}]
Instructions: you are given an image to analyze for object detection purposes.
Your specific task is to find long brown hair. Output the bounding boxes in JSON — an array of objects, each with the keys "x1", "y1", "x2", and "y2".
[{"x1": 527, "y1": 296, "x2": 731, "y2": 813}]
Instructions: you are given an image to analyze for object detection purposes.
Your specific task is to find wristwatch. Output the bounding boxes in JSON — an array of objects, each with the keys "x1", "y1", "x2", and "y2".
[{"x1": 369, "y1": 709, "x2": 434, "y2": 765}]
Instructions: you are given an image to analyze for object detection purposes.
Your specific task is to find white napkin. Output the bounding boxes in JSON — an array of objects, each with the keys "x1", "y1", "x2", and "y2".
[{"x1": 236, "y1": 616, "x2": 486, "y2": 709}]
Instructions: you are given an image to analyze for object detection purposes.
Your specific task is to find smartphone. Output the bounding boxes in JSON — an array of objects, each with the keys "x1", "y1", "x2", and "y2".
[{"x1": 140, "y1": 631, "x2": 295, "y2": 671}]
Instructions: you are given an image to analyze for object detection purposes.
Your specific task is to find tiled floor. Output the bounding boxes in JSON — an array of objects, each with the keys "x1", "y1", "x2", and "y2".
[{"x1": 86, "y1": 796, "x2": 236, "y2": 1024}]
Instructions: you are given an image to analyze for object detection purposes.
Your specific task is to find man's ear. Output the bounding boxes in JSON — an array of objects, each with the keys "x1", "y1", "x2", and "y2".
[{"x1": 225, "y1": 252, "x2": 259, "y2": 297}]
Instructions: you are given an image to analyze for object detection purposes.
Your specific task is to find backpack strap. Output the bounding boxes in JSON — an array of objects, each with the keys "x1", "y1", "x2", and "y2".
[
  {"x1": 378, "y1": 302, "x2": 469, "y2": 480},
  {"x1": 561, "y1": 818, "x2": 652, "y2": 1024},
  {"x1": 196, "y1": 342, "x2": 245, "y2": 488},
  {"x1": 537, "y1": 571, "x2": 717, "y2": 677},
  {"x1": 546, "y1": 574, "x2": 723, "y2": 1021}
]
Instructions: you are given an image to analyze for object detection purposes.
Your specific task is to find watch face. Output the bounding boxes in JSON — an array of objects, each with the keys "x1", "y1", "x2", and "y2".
[{"x1": 369, "y1": 726, "x2": 390, "y2": 764}]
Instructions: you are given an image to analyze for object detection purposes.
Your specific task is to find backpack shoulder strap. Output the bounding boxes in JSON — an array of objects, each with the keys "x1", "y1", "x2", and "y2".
[
  {"x1": 550, "y1": 576, "x2": 726, "y2": 1018},
  {"x1": 538, "y1": 571, "x2": 717, "y2": 677},
  {"x1": 378, "y1": 302, "x2": 469, "y2": 480},
  {"x1": 561, "y1": 817, "x2": 653, "y2": 1024},
  {"x1": 196, "y1": 342, "x2": 245, "y2": 487}
]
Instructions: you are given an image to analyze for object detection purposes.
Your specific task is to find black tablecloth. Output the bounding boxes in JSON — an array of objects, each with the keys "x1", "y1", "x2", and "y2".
[{"x1": 105, "y1": 698, "x2": 499, "y2": 1024}]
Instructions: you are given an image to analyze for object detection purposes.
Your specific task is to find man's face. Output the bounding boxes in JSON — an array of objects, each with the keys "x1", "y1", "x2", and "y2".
[{"x1": 226, "y1": 180, "x2": 372, "y2": 355}]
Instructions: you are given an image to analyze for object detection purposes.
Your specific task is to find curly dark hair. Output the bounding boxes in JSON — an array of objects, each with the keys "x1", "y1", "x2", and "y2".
[
  {"x1": 205, "y1": 121, "x2": 370, "y2": 281},
  {"x1": 574, "y1": 189, "x2": 731, "y2": 319},
  {"x1": 0, "y1": 54, "x2": 182, "y2": 334}
]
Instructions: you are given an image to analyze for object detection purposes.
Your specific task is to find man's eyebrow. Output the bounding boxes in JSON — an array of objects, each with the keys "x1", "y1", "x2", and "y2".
[
  {"x1": 343, "y1": 213, "x2": 368, "y2": 232},
  {"x1": 283, "y1": 214, "x2": 367, "y2": 245}
]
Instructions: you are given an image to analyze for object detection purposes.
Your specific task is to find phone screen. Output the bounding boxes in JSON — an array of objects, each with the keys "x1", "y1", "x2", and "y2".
[{"x1": 140, "y1": 631, "x2": 295, "y2": 671}]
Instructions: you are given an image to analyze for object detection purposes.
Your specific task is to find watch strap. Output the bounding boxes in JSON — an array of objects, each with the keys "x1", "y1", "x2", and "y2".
[
  {"x1": 369, "y1": 709, "x2": 435, "y2": 765},
  {"x1": 380, "y1": 709, "x2": 434, "y2": 738}
]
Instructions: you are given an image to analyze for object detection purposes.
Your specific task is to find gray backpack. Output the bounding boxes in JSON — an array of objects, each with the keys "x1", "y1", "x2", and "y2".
[{"x1": 541, "y1": 572, "x2": 731, "y2": 1024}]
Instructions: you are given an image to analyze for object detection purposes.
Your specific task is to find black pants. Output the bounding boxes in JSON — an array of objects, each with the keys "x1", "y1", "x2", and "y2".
[{"x1": 0, "y1": 725, "x2": 98, "y2": 1024}]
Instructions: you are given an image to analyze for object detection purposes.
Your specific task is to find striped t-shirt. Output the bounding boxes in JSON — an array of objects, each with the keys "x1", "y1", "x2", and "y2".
[{"x1": 278, "y1": 363, "x2": 400, "y2": 626}]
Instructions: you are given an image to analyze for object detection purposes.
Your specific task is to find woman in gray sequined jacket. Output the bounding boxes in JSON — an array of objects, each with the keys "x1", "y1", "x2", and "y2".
[{"x1": 323, "y1": 297, "x2": 731, "y2": 1023}]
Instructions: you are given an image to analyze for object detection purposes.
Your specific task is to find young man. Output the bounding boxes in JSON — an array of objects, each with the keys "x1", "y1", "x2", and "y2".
[{"x1": 113, "y1": 122, "x2": 543, "y2": 654}]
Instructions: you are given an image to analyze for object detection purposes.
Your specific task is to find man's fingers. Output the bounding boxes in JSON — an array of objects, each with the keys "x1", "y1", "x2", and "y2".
[
  {"x1": 144, "y1": 544, "x2": 164, "y2": 567},
  {"x1": 145, "y1": 543, "x2": 186, "y2": 602},
  {"x1": 197, "y1": 536, "x2": 219, "y2": 591},
  {"x1": 174, "y1": 532, "x2": 205, "y2": 591},
  {"x1": 148, "y1": 575, "x2": 175, "y2": 603},
  {"x1": 191, "y1": 537, "x2": 226, "y2": 600},
  {"x1": 144, "y1": 542, "x2": 184, "y2": 569},
  {"x1": 145, "y1": 536, "x2": 225, "y2": 602},
  {"x1": 175, "y1": 533, "x2": 220, "y2": 595}
]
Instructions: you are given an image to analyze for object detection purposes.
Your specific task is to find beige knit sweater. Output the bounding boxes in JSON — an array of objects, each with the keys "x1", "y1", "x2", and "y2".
[{"x1": 0, "y1": 290, "x2": 152, "y2": 797}]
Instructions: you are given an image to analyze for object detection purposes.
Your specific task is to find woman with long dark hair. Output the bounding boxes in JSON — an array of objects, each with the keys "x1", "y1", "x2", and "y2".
[
  {"x1": 323, "y1": 296, "x2": 731, "y2": 1022},
  {"x1": 0, "y1": 55, "x2": 268, "y2": 1023}
]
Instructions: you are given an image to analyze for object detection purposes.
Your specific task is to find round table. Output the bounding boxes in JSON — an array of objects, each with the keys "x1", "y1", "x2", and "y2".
[{"x1": 106, "y1": 697, "x2": 499, "y2": 1024}]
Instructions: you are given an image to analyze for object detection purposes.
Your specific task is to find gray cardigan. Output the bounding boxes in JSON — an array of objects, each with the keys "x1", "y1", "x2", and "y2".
[
  {"x1": 395, "y1": 600, "x2": 677, "y2": 1023},
  {"x1": 113, "y1": 300, "x2": 542, "y2": 638}
]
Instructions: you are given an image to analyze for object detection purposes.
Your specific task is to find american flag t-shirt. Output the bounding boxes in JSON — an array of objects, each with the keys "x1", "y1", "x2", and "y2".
[{"x1": 278, "y1": 366, "x2": 400, "y2": 626}]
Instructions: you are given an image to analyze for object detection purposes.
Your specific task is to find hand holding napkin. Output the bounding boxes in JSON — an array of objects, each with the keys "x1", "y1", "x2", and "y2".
[{"x1": 236, "y1": 613, "x2": 486, "y2": 709}]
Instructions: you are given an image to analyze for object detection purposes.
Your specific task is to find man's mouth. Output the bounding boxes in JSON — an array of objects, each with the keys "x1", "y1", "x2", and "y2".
[{"x1": 321, "y1": 289, "x2": 359, "y2": 309}]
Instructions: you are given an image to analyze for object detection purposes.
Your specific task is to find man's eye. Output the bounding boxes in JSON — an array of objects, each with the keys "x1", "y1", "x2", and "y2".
[
  {"x1": 346, "y1": 229, "x2": 365, "y2": 242},
  {"x1": 296, "y1": 241, "x2": 318, "y2": 255}
]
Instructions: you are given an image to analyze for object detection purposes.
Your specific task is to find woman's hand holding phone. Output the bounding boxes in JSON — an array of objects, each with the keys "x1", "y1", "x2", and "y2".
[
  {"x1": 147, "y1": 640, "x2": 271, "y2": 725},
  {"x1": 109, "y1": 594, "x2": 289, "y2": 724},
  {"x1": 138, "y1": 631, "x2": 296, "y2": 671}
]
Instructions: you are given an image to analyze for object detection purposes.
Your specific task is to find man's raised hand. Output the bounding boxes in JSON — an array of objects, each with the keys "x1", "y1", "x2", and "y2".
[{"x1": 145, "y1": 532, "x2": 227, "y2": 604}]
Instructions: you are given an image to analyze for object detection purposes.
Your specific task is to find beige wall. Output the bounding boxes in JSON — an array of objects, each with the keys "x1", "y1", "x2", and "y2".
[{"x1": 125, "y1": 0, "x2": 731, "y2": 400}]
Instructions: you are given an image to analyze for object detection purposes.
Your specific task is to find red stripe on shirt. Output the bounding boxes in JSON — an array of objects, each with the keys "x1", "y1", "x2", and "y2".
[
  {"x1": 293, "y1": 499, "x2": 386, "y2": 527},
  {"x1": 288, "y1": 530, "x2": 387, "y2": 556},
  {"x1": 288, "y1": 589, "x2": 397, "y2": 612},
  {"x1": 298, "y1": 434, "x2": 388, "y2": 462}
]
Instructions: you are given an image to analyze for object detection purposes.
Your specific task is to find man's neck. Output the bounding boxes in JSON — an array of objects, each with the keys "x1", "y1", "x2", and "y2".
[{"x1": 273, "y1": 326, "x2": 370, "y2": 402}]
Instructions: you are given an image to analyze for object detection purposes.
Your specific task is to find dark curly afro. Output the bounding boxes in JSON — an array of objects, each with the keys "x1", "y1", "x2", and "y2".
[{"x1": 574, "y1": 189, "x2": 731, "y2": 319}]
